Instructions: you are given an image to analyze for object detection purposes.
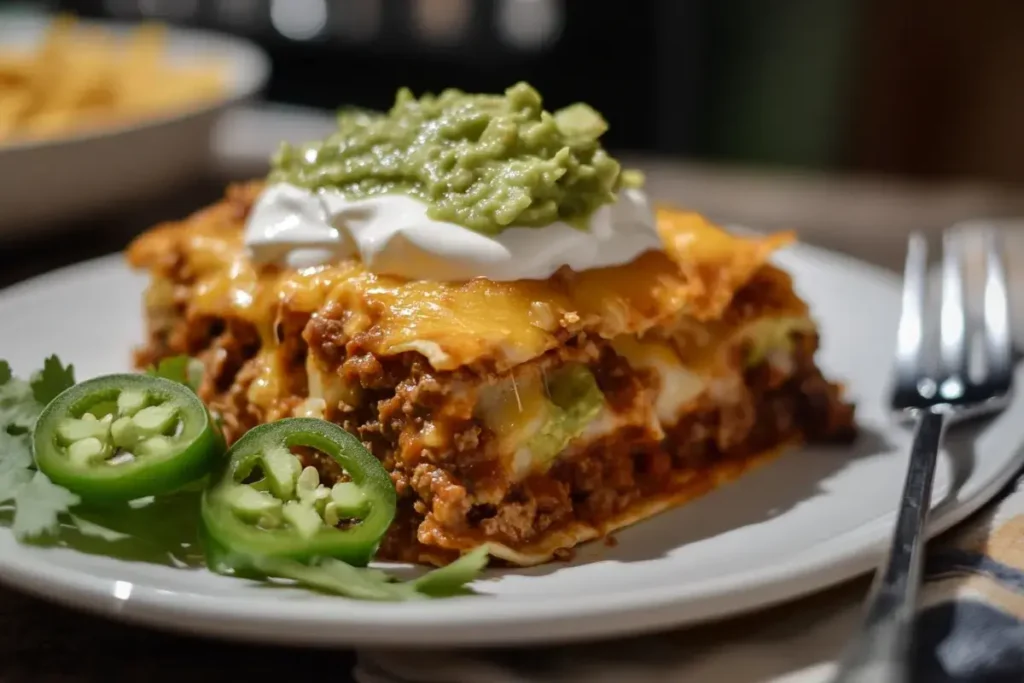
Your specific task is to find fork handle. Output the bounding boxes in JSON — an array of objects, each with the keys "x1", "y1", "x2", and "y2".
[{"x1": 830, "y1": 410, "x2": 947, "y2": 683}]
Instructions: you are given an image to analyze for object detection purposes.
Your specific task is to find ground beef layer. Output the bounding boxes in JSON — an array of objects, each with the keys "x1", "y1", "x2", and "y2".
[{"x1": 136, "y1": 300, "x2": 855, "y2": 565}]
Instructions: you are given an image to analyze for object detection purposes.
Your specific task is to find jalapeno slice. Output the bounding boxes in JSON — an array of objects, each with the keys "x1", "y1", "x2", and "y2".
[
  {"x1": 201, "y1": 418, "x2": 396, "y2": 568},
  {"x1": 32, "y1": 374, "x2": 223, "y2": 502}
]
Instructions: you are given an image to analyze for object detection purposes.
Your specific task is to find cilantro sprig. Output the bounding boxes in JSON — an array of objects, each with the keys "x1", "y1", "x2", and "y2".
[
  {"x1": 0, "y1": 355, "x2": 488, "y2": 601},
  {"x1": 0, "y1": 356, "x2": 80, "y2": 540},
  {"x1": 254, "y1": 545, "x2": 490, "y2": 601}
]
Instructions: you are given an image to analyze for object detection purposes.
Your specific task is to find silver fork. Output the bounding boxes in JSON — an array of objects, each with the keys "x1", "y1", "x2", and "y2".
[{"x1": 830, "y1": 226, "x2": 1014, "y2": 683}]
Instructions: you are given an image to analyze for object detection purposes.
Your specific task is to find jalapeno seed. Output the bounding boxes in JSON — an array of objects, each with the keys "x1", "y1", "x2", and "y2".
[
  {"x1": 226, "y1": 448, "x2": 370, "y2": 538},
  {"x1": 56, "y1": 393, "x2": 181, "y2": 466},
  {"x1": 56, "y1": 414, "x2": 112, "y2": 444},
  {"x1": 282, "y1": 501, "x2": 324, "y2": 539},
  {"x1": 116, "y1": 389, "x2": 148, "y2": 417},
  {"x1": 225, "y1": 485, "x2": 284, "y2": 526},
  {"x1": 261, "y1": 445, "x2": 303, "y2": 500},
  {"x1": 330, "y1": 482, "x2": 369, "y2": 517}
]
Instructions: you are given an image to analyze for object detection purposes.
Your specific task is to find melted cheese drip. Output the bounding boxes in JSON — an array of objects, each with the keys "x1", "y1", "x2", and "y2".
[
  {"x1": 476, "y1": 371, "x2": 550, "y2": 479},
  {"x1": 136, "y1": 207, "x2": 792, "y2": 372},
  {"x1": 127, "y1": 192, "x2": 803, "y2": 416}
]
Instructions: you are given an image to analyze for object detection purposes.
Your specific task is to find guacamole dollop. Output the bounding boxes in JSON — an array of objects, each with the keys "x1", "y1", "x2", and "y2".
[{"x1": 269, "y1": 82, "x2": 641, "y2": 236}]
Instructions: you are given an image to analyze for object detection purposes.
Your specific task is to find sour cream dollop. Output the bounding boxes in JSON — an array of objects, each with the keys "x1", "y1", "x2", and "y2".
[{"x1": 243, "y1": 183, "x2": 663, "y2": 281}]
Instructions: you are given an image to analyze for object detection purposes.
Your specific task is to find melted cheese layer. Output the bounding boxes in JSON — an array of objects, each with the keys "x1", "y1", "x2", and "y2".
[{"x1": 127, "y1": 182, "x2": 795, "y2": 374}]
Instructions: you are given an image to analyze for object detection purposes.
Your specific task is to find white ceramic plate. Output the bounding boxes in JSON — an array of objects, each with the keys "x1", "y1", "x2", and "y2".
[
  {"x1": 0, "y1": 245, "x2": 1021, "y2": 648},
  {"x1": 0, "y1": 15, "x2": 270, "y2": 237}
]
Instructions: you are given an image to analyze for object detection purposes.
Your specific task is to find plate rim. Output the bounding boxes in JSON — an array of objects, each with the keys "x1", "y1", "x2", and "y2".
[{"x1": 0, "y1": 247, "x2": 1020, "y2": 648}]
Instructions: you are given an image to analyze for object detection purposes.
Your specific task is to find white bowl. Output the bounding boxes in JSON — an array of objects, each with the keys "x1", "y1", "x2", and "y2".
[{"x1": 0, "y1": 16, "x2": 271, "y2": 240}]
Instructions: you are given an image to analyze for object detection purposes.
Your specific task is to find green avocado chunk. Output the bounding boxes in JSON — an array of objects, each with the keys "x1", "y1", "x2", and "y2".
[{"x1": 526, "y1": 364, "x2": 605, "y2": 468}]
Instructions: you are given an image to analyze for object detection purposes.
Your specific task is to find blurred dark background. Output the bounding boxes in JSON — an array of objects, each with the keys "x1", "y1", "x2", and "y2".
[{"x1": 9, "y1": 0, "x2": 1024, "y2": 186}]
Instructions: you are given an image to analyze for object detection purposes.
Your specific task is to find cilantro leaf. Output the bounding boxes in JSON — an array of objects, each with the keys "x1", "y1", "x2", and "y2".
[
  {"x1": 147, "y1": 355, "x2": 204, "y2": 393},
  {"x1": 0, "y1": 431, "x2": 33, "y2": 475},
  {"x1": 0, "y1": 373, "x2": 40, "y2": 435},
  {"x1": 29, "y1": 355, "x2": 75, "y2": 406},
  {"x1": 254, "y1": 556, "x2": 425, "y2": 601},
  {"x1": 252, "y1": 546, "x2": 489, "y2": 601},
  {"x1": 12, "y1": 471, "x2": 80, "y2": 541},
  {"x1": 0, "y1": 467, "x2": 33, "y2": 505},
  {"x1": 0, "y1": 360, "x2": 44, "y2": 510},
  {"x1": 412, "y1": 545, "x2": 490, "y2": 597},
  {"x1": 0, "y1": 359, "x2": 80, "y2": 541}
]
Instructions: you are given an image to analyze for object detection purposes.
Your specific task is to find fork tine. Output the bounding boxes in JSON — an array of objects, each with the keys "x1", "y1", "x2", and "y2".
[
  {"x1": 895, "y1": 232, "x2": 929, "y2": 390},
  {"x1": 940, "y1": 230, "x2": 969, "y2": 386},
  {"x1": 982, "y1": 227, "x2": 1013, "y2": 386}
]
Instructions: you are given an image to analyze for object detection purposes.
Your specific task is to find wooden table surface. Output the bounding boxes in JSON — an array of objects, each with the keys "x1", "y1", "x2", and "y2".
[{"x1": 2, "y1": 157, "x2": 1023, "y2": 682}]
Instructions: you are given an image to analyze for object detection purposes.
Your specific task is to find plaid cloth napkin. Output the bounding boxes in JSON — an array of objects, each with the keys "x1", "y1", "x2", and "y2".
[{"x1": 354, "y1": 469, "x2": 1024, "y2": 683}]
